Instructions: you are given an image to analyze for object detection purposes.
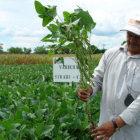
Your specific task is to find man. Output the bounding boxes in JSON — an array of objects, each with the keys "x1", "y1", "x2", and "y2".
[{"x1": 77, "y1": 13, "x2": 140, "y2": 140}]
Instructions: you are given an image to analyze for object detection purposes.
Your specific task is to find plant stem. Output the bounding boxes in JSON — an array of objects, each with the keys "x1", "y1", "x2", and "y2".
[{"x1": 86, "y1": 102, "x2": 96, "y2": 128}]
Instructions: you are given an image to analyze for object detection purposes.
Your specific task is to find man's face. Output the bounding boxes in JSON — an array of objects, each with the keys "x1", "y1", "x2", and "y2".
[{"x1": 127, "y1": 31, "x2": 140, "y2": 55}]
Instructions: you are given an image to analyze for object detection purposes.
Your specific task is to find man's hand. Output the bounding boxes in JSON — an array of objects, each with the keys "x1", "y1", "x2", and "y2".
[
  {"x1": 90, "y1": 121, "x2": 115, "y2": 140},
  {"x1": 77, "y1": 87, "x2": 93, "y2": 102},
  {"x1": 90, "y1": 116, "x2": 125, "y2": 140}
]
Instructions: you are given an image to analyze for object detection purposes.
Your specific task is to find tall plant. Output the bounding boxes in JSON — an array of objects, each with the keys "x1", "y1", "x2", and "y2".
[{"x1": 35, "y1": 0, "x2": 96, "y2": 128}]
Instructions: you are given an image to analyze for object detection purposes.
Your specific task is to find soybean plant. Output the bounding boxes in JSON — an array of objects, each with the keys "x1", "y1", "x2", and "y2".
[{"x1": 35, "y1": 0, "x2": 96, "y2": 128}]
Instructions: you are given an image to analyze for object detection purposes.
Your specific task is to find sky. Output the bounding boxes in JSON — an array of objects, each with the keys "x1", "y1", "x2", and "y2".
[{"x1": 0, "y1": 0, "x2": 140, "y2": 52}]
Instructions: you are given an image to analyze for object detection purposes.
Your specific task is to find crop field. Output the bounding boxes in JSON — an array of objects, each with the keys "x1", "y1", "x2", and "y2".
[
  {"x1": 0, "y1": 55, "x2": 102, "y2": 140},
  {"x1": 0, "y1": 54, "x2": 102, "y2": 65}
]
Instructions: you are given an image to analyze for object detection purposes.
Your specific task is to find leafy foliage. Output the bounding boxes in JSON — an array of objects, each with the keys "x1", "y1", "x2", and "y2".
[
  {"x1": 91, "y1": 45, "x2": 106, "y2": 54},
  {"x1": 0, "y1": 64, "x2": 101, "y2": 139},
  {"x1": 0, "y1": 46, "x2": 32, "y2": 54},
  {"x1": 35, "y1": 0, "x2": 98, "y2": 129},
  {"x1": 8, "y1": 47, "x2": 23, "y2": 54},
  {"x1": 35, "y1": 1, "x2": 57, "y2": 27},
  {"x1": 23, "y1": 48, "x2": 32, "y2": 54},
  {"x1": 74, "y1": 8, "x2": 96, "y2": 32},
  {"x1": 33, "y1": 46, "x2": 48, "y2": 54},
  {"x1": 34, "y1": 0, "x2": 96, "y2": 89},
  {"x1": 0, "y1": 43, "x2": 4, "y2": 54}
]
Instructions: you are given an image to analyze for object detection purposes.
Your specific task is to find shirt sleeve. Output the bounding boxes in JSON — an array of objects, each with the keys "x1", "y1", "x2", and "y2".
[
  {"x1": 91, "y1": 53, "x2": 106, "y2": 96},
  {"x1": 120, "y1": 95, "x2": 140, "y2": 125}
]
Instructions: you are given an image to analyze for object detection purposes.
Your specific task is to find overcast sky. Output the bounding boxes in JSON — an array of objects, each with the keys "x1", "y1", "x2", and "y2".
[{"x1": 0, "y1": 0, "x2": 140, "y2": 51}]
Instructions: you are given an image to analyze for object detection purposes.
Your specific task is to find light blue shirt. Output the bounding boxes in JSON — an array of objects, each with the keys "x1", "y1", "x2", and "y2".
[{"x1": 92, "y1": 44, "x2": 140, "y2": 140}]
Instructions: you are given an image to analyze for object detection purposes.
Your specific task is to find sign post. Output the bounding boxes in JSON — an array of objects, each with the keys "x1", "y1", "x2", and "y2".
[{"x1": 53, "y1": 57, "x2": 80, "y2": 84}]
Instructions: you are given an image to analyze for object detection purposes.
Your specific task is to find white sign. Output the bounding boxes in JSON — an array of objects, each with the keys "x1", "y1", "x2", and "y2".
[{"x1": 53, "y1": 57, "x2": 80, "y2": 82}]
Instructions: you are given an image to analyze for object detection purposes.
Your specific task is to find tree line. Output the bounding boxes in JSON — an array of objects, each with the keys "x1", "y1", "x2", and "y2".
[{"x1": 0, "y1": 43, "x2": 106, "y2": 54}]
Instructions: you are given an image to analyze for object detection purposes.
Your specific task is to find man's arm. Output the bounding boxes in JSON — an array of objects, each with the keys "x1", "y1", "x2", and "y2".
[
  {"x1": 91, "y1": 116, "x2": 126, "y2": 140},
  {"x1": 120, "y1": 95, "x2": 140, "y2": 125},
  {"x1": 90, "y1": 94, "x2": 140, "y2": 140}
]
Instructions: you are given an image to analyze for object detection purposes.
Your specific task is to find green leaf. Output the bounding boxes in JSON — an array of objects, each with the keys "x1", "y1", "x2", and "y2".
[
  {"x1": 0, "y1": 125, "x2": 5, "y2": 131},
  {"x1": 41, "y1": 39, "x2": 55, "y2": 43},
  {"x1": 29, "y1": 128, "x2": 36, "y2": 136},
  {"x1": 47, "y1": 45, "x2": 56, "y2": 49},
  {"x1": 2, "y1": 120, "x2": 14, "y2": 131},
  {"x1": 13, "y1": 123, "x2": 21, "y2": 128},
  {"x1": 41, "y1": 34, "x2": 52, "y2": 41},
  {"x1": 27, "y1": 113, "x2": 36, "y2": 119},
  {"x1": 35, "y1": 123, "x2": 44, "y2": 136},
  {"x1": 59, "y1": 38, "x2": 66, "y2": 44},
  {"x1": 63, "y1": 11, "x2": 70, "y2": 23},
  {"x1": 43, "y1": 16, "x2": 53, "y2": 27},
  {"x1": 69, "y1": 12, "x2": 77, "y2": 22},
  {"x1": 9, "y1": 129, "x2": 20, "y2": 137},
  {"x1": 55, "y1": 34, "x2": 67, "y2": 39},
  {"x1": 42, "y1": 6, "x2": 57, "y2": 26},
  {"x1": 0, "y1": 111, "x2": 7, "y2": 119},
  {"x1": 48, "y1": 50, "x2": 54, "y2": 56},
  {"x1": 47, "y1": 5, "x2": 57, "y2": 18},
  {"x1": 39, "y1": 15, "x2": 43, "y2": 18},
  {"x1": 9, "y1": 134, "x2": 17, "y2": 140},
  {"x1": 82, "y1": 27, "x2": 88, "y2": 38},
  {"x1": 74, "y1": 7, "x2": 96, "y2": 32},
  {"x1": 41, "y1": 34, "x2": 53, "y2": 42},
  {"x1": 34, "y1": 1, "x2": 45, "y2": 15},
  {"x1": 59, "y1": 115, "x2": 70, "y2": 123},
  {"x1": 82, "y1": 116, "x2": 89, "y2": 130},
  {"x1": 71, "y1": 18, "x2": 80, "y2": 26},
  {"x1": 54, "y1": 57, "x2": 64, "y2": 65},
  {"x1": 41, "y1": 125, "x2": 55, "y2": 136},
  {"x1": 47, "y1": 24, "x2": 58, "y2": 33},
  {"x1": 35, "y1": 1, "x2": 57, "y2": 27}
]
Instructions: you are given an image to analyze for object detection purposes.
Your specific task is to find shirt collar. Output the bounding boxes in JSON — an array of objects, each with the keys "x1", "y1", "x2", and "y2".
[{"x1": 119, "y1": 43, "x2": 140, "y2": 59}]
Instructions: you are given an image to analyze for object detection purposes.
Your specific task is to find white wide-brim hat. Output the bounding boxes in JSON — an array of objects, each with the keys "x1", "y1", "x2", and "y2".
[{"x1": 121, "y1": 13, "x2": 140, "y2": 36}]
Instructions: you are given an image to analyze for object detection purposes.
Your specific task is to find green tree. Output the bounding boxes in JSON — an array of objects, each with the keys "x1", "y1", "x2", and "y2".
[
  {"x1": 0, "y1": 43, "x2": 4, "y2": 54},
  {"x1": 33, "y1": 46, "x2": 48, "y2": 54},
  {"x1": 91, "y1": 45, "x2": 106, "y2": 54},
  {"x1": 23, "y1": 47, "x2": 32, "y2": 54},
  {"x1": 8, "y1": 47, "x2": 23, "y2": 54}
]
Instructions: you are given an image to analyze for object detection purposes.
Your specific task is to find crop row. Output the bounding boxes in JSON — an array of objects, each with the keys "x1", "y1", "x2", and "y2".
[
  {"x1": 0, "y1": 63, "x2": 101, "y2": 140},
  {"x1": 0, "y1": 54, "x2": 102, "y2": 65}
]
